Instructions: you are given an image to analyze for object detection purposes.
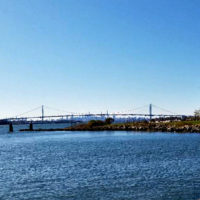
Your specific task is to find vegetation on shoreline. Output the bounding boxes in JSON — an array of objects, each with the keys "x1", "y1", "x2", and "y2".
[{"x1": 65, "y1": 118, "x2": 200, "y2": 133}]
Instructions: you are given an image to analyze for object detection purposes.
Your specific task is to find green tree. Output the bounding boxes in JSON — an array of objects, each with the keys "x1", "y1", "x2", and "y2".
[{"x1": 105, "y1": 118, "x2": 114, "y2": 125}]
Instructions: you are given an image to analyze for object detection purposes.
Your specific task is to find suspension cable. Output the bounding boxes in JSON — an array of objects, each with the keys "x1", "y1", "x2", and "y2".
[
  {"x1": 44, "y1": 105, "x2": 80, "y2": 115},
  {"x1": 14, "y1": 106, "x2": 42, "y2": 118},
  {"x1": 152, "y1": 104, "x2": 178, "y2": 115}
]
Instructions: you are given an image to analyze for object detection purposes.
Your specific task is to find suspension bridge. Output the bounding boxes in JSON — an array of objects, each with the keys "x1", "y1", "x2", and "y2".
[{"x1": 0, "y1": 104, "x2": 189, "y2": 125}]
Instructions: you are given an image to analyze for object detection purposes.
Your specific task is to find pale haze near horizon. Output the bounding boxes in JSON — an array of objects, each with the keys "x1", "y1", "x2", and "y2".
[{"x1": 0, "y1": 0, "x2": 200, "y2": 118}]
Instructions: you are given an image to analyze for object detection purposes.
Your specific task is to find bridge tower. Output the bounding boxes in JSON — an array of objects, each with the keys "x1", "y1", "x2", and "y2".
[
  {"x1": 149, "y1": 104, "x2": 152, "y2": 121},
  {"x1": 42, "y1": 105, "x2": 44, "y2": 121}
]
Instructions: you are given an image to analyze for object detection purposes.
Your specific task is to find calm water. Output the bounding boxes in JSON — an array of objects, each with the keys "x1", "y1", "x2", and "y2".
[{"x1": 0, "y1": 124, "x2": 200, "y2": 200}]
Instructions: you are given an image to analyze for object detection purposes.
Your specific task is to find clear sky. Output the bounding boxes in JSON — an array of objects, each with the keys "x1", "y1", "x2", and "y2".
[{"x1": 0, "y1": 0, "x2": 200, "y2": 118}]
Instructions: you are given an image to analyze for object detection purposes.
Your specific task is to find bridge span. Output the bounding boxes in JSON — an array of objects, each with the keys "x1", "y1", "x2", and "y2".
[{"x1": 0, "y1": 104, "x2": 190, "y2": 125}]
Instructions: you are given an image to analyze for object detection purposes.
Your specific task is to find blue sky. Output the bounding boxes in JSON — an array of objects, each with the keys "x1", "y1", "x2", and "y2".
[{"x1": 0, "y1": 0, "x2": 200, "y2": 117}]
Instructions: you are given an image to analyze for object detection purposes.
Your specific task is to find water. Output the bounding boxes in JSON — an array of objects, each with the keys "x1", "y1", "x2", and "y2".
[{"x1": 0, "y1": 125, "x2": 200, "y2": 200}]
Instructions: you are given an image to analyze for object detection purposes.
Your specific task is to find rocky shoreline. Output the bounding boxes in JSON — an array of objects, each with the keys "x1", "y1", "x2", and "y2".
[
  {"x1": 65, "y1": 122, "x2": 200, "y2": 133},
  {"x1": 20, "y1": 121, "x2": 200, "y2": 133}
]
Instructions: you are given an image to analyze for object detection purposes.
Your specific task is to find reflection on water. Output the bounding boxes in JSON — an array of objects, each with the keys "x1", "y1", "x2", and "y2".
[{"x1": 0, "y1": 125, "x2": 200, "y2": 200}]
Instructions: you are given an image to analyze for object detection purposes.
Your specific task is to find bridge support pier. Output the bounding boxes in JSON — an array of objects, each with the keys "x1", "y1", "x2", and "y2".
[
  {"x1": 9, "y1": 123, "x2": 13, "y2": 133},
  {"x1": 29, "y1": 122, "x2": 33, "y2": 131}
]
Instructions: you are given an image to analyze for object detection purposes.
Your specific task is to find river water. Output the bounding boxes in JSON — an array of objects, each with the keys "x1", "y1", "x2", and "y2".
[{"x1": 0, "y1": 124, "x2": 200, "y2": 200}]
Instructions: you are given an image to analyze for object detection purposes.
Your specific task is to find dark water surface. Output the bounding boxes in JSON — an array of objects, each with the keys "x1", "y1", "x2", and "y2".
[{"x1": 0, "y1": 125, "x2": 200, "y2": 200}]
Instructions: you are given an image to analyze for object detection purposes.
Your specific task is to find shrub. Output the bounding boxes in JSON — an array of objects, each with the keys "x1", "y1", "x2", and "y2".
[
  {"x1": 88, "y1": 120, "x2": 105, "y2": 127},
  {"x1": 105, "y1": 118, "x2": 114, "y2": 125},
  {"x1": 194, "y1": 109, "x2": 200, "y2": 117}
]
